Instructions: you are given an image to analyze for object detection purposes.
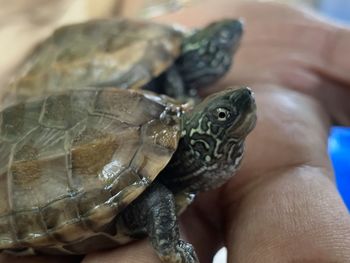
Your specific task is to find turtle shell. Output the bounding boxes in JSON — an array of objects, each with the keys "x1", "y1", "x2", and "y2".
[
  {"x1": 3, "y1": 19, "x2": 183, "y2": 107},
  {"x1": 0, "y1": 88, "x2": 180, "y2": 252}
]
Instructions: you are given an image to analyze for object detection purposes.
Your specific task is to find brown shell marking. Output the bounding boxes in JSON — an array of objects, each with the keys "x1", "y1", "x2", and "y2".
[
  {"x1": 3, "y1": 19, "x2": 183, "y2": 108},
  {"x1": 0, "y1": 88, "x2": 180, "y2": 250}
]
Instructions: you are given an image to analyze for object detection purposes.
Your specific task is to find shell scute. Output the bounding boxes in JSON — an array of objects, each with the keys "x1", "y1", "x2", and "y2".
[
  {"x1": 92, "y1": 89, "x2": 165, "y2": 126},
  {"x1": 0, "y1": 216, "x2": 12, "y2": 246},
  {"x1": 70, "y1": 118, "x2": 140, "y2": 193},
  {"x1": 40, "y1": 197, "x2": 87, "y2": 244},
  {"x1": 39, "y1": 94, "x2": 81, "y2": 130},
  {"x1": 0, "y1": 141, "x2": 13, "y2": 215},
  {"x1": 0, "y1": 100, "x2": 42, "y2": 142},
  {"x1": 12, "y1": 210, "x2": 46, "y2": 243},
  {"x1": 10, "y1": 126, "x2": 70, "y2": 212}
]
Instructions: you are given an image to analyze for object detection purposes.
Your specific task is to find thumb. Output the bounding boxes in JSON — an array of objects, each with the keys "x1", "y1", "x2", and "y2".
[{"x1": 83, "y1": 240, "x2": 161, "y2": 263}]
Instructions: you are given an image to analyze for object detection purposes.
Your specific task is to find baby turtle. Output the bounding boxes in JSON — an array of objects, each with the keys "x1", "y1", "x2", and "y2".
[
  {"x1": 3, "y1": 18, "x2": 242, "y2": 107},
  {"x1": 0, "y1": 87, "x2": 256, "y2": 262}
]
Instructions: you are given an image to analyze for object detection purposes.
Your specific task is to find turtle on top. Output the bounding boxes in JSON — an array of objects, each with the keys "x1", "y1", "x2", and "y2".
[
  {"x1": 0, "y1": 18, "x2": 256, "y2": 263},
  {"x1": 3, "y1": 18, "x2": 242, "y2": 106}
]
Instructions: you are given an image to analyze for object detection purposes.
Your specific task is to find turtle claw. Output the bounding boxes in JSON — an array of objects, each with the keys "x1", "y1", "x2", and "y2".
[
  {"x1": 177, "y1": 240, "x2": 199, "y2": 263},
  {"x1": 160, "y1": 104, "x2": 183, "y2": 125},
  {"x1": 160, "y1": 240, "x2": 199, "y2": 263}
]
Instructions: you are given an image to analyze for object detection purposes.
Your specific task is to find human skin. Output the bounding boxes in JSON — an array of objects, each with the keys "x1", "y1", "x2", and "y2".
[{"x1": 1, "y1": 1, "x2": 350, "y2": 263}]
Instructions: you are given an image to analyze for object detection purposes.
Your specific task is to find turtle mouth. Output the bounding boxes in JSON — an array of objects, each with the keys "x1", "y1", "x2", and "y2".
[
  {"x1": 232, "y1": 88, "x2": 257, "y2": 135},
  {"x1": 245, "y1": 110, "x2": 257, "y2": 134},
  {"x1": 236, "y1": 87, "x2": 255, "y2": 109}
]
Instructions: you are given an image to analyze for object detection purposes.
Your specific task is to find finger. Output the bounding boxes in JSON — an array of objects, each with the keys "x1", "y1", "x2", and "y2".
[
  {"x1": 82, "y1": 208, "x2": 223, "y2": 263},
  {"x1": 313, "y1": 77, "x2": 350, "y2": 126},
  {"x1": 153, "y1": 0, "x2": 350, "y2": 84},
  {"x1": 83, "y1": 240, "x2": 161, "y2": 263},
  {"x1": 152, "y1": 0, "x2": 241, "y2": 27},
  {"x1": 0, "y1": 254, "x2": 78, "y2": 263},
  {"x1": 228, "y1": 2, "x2": 350, "y2": 125},
  {"x1": 226, "y1": 166, "x2": 350, "y2": 262},
  {"x1": 221, "y1": 87, "x2": 350, "y2": 262},
  {"x1": 179, "y1": 196, "x2": 226, "y2": 263},
  {"x1": 235, "y1": 85, "x2": 331, "y2": 179},
  {"x1": 219, "y1": 1, "x2": 350, "y2": 87}
]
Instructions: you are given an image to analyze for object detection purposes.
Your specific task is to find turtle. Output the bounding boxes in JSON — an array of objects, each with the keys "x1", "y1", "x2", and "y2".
[
  {"x1": 0, "y1": 86, "x2": 256, "y2": 262},
  {"x1": 3, "y1": 18, "x2": 243, "y2": 107}
]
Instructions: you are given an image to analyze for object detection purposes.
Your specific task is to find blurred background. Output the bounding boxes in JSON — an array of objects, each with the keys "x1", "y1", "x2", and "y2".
[{"x1": 0, "y1": 0, "x2": 349, "y2": 262}]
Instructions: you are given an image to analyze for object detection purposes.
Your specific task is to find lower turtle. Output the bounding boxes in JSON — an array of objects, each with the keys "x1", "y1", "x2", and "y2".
[{"x1": 0, "y1": 86, "x2": 256, "y2": 262}]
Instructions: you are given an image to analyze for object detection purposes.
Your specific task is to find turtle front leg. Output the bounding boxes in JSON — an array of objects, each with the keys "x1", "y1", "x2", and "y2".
[
  {"x1": 163, "y1": 66, "x2": 188, "y2": 101},
  {"x1": 144, "y1": 66, "x2": 186, "y2": 99},
  {"x1": 120, "y1": 182, "x2": 199, "y2": 263}
]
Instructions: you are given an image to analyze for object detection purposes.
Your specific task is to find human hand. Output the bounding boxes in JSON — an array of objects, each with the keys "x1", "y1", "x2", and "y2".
[{"x1": 1, "y1": 1, "x2": 350, "y2": 263}]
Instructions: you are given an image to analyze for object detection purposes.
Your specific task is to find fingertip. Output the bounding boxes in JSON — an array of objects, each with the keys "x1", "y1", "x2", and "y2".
[
  {"x1": 0, "y1": 253, "x2": 78, "y2": 263},
  {"x1": 83, "y1": 240, "x2": 161, "y2": 263}
]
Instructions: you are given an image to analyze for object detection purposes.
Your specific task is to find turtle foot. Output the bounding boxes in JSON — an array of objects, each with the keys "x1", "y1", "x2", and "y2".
[{"x1": 160, "y1": 240, "x2": 199, "y2": 263}]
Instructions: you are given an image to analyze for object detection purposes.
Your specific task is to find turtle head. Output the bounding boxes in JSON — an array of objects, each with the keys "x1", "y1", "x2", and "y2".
[
  {"x1": 177, "y1": 19, "x2": 243, "y2": 93},
  {"x1": 183, "y1": 86, "x2": 256, "y2": 152},
  {"x1": 181, "y1": 87, "x2": 256, "y2": 191},
  {"x1": 160, "y1": 87, "x2": 256, "y2": 194}
]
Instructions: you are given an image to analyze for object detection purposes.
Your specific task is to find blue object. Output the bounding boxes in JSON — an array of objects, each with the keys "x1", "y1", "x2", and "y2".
[
  {"x1": 318, "y1": 0, "x2": 350, "y2": 210},
  {"x1": 328, "y1": 127, "x2": 350, "y2": 210}
]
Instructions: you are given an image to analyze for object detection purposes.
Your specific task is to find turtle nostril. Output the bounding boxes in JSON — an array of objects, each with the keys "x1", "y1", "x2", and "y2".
[
  {"x1": 245, "y1": 87, "x2": 252, "y2": 96},
  {"x1": 236, "y1": 88, "x2": 255, "y2": 111}
]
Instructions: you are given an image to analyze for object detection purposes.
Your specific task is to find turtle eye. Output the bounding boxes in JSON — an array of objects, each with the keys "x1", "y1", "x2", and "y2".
[{"x1": 214, "y1": 107, "x2": 231, "y2": 121}]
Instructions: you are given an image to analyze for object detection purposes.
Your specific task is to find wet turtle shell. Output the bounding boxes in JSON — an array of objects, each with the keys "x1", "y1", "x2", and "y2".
[
  {"x1": 0, "y1": 88, "x2": 181, "y2": 253},
  {"x1": 3, "y1": 19, "x2": 184, "y2": 107}
]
